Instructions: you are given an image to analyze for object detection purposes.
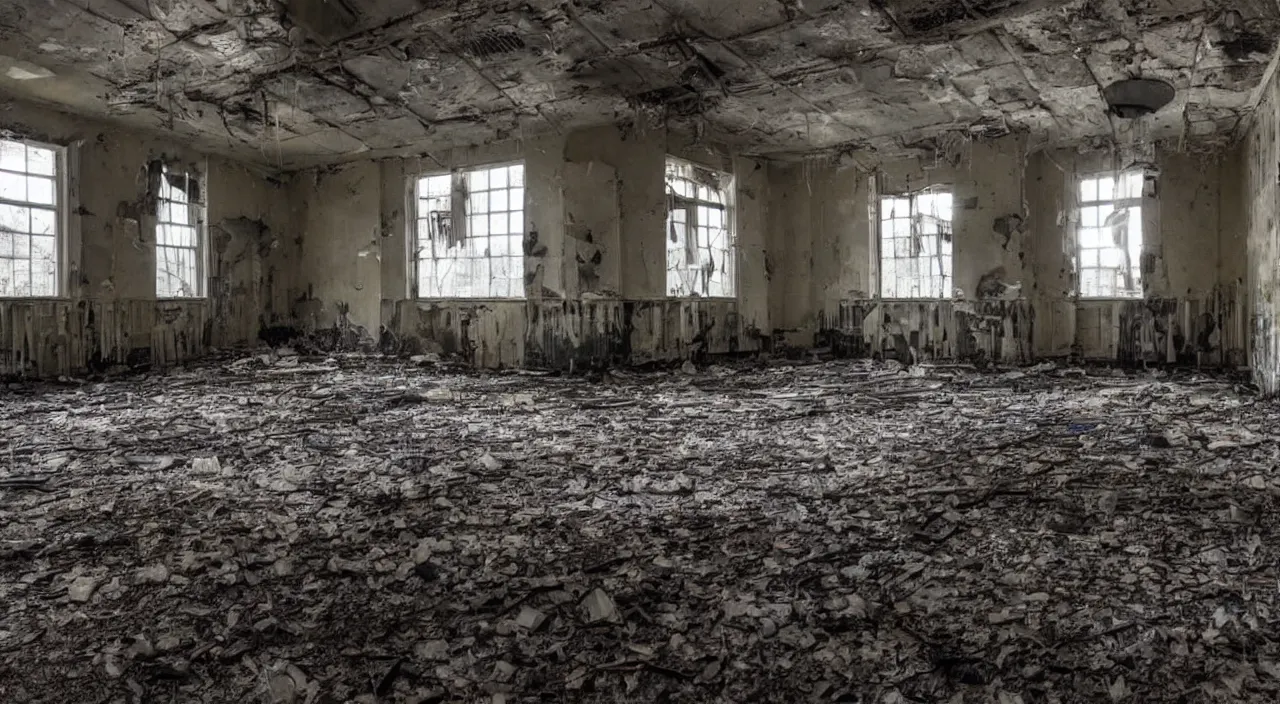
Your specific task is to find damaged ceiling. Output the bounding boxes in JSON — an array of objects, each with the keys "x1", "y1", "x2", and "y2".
[{"x1": 0, "y1": 0, "x2": 1275, "y2": 169}]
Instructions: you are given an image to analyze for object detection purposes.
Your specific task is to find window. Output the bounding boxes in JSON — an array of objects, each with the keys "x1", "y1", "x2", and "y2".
[
  {"x1": 155, "y1": 164, "x2": 206, "y2": 298},
  {"x1": 0, "y1": 138, "x2": 60, "y2": 297},
  {"x1": 414, "y1": 163, "x2": 524, "y2": 298},
  {"x1": 665, "y1": 157, "x2": 734, "y2": 297},
  {"x1": 1077, "y1": 172, "x2": 1142, "y2": 298},
  {"x1": 879, "y1": 189, "x2": 952, "y2": 298}
]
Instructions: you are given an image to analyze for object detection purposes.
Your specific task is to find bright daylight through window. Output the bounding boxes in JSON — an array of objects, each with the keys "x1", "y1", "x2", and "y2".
[
  {"x1": 1077, "y1": 172, "x2": 1143, "y2": 298},
  {"x1": 155, "y1": 164, "x2": 206, "y2": 298},
  {"x1": 879, "y1": 189, "x2": 952, "y2": 299},
  {"x1": 665, "y1": 158, "x2": 735, "y2": 298},
  {"x1": 415, "y1": 163, "x2": 524, "y2": 298},
  {"x1": 0, "y1": 138, "x2": 59, "y2": 297}
]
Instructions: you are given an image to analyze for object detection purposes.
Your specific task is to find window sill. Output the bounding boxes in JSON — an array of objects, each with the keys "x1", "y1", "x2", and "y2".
[
  {"x1": 414, "y1": 297, "x2": 527, "y2": 303},
  {"x1": 157, "y1": 297, "x2": 208, "y2": 302},
  {"x1": 1075, "y1": 296, "x2": 1144, "y2": 302},
  {"x1": 0, "y1": 296, "x2": 71, "y2": 302}
]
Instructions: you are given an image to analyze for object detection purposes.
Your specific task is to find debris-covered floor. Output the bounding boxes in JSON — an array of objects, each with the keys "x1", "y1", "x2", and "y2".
[{"x1": 2, "y1": 357, "x2": 1278, "y2": 703}]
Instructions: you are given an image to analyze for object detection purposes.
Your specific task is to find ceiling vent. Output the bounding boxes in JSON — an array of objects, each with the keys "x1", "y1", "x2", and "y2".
[
  {"x1": 287, "y1": 0, "x2": 360, "y2": 45},
  {"x1": 464, "y1": 30, "x2": 525, "y2": 59},
  {"x1": 1102, "y1": 78, "x2": 1175, "y2": 119}
]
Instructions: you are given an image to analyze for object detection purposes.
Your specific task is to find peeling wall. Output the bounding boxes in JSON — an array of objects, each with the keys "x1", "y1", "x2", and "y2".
[
  {"x1": 817, "y1": 300, "x2": 1032, "y2": 364},
  {"x1": 771, "y1": 134, "x2": 1244, "y2": 366},
  {"x1": 291, "y1": 124, "x2": 768, "y2": 368},
  {"x1": 289, "y1": 163, "x2": 382, "y2": 343},
  {"x1": 0, "y1": 100, "x2": 288, "y2": 376},
  {"x1": 383, "y1": 298, "x2": 743, "y2": 369},
  {"x1": 1245, "y1": 59, "x2": 1280, "y2": 393}
]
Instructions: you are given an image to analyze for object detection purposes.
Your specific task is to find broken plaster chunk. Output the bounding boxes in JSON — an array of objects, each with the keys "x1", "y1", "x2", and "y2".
[
  {"x1": 516, "y1": 606, "x2": 547, "y2": 632},
  {"x1": 68, "y1": 576, "x2": 99, "y2": 603},
  {"x1": 565, "y1": 665, "x2": 590, "y2": 690},
  {"x1": 128, "y1": 635, "x2": 156, "y2": 660},
  {"x1": 477, "y1": 452, "x2": 503, "y2": 472},
  {"x1": 493, "y1": 660, "x2": 517, "y2": 681},
  {"x1": 191, "y1": 457, "x2": 221, "y2": 474},
  {"x1": 415, "y1": 639, "x2": 450, "y2": 661},
  {"x1": 156, "y1": 636, "x2": 181, "y2": 652},
  {"x1": 581, "y1": 588, "x2": 619, "y2": 623},
  {"x1": 137, "y1": 563, "x2": 169, "y2": 584}
]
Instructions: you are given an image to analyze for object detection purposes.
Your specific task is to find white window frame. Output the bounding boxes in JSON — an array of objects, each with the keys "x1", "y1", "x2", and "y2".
[
  {"x1": 1076, "y1": 171, "x2": 1143, "y2": 299},
  {"x1": 665, "y1": 156, "x2": 736, "y2": 299},
  {"x1": 412, "y1": 161, "x2": 525, "y2": 300},
  {"x1": 154, "y1": 162, "x2": 208, "y2": 299},
  {"x1": 878, "y1": 188, "x2": 953, "y2": 299},
  {"x1": 0, "y1": 136, "x2": 66, "y2": 298}
]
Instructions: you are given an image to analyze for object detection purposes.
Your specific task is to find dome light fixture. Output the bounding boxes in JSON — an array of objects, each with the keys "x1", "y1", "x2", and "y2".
[{"x1": 1102, "y1": 78, "x2": 1175, "y2": 119}]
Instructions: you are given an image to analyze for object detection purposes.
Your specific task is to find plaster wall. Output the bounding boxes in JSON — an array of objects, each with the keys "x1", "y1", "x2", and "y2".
[
  {"x1": 287, "y1": 125, "x2": 769, "y2": 367},
  {"x1": 0, "y1": 99, "x2": 288, "y2": 376},
  {"x1": 770, "y1": 135, "x2": 1244, "y2": 366},
  {"x1": 1244, "y1": 61, "x2": 1280, "y2": 394}
]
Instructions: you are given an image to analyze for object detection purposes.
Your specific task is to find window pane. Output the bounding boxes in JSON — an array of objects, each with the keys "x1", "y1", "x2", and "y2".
[
  {"x1": 1097, "y1": 177, "x2": 1114, "y2": 201},
  {"x1": 508, "y1": 212, "x2": 522, "y2": 235},
  {"x1": 509, "y1": 165, "x2": 524, "y2": 187},
  {"x1": 169, "y1": 201, "x2": 191, "y2": 225},
  {"x1": 0, "y1": 204, "x2": 29, "y2": 234},
  {"x1": 1081, "y1": 206, "x2": 1105, "y2": 228},
  {"x1": 470, "y1": 214, "x2": 489, "y2": 238},
  {"x1": 1079, "y1": 179, "x2": 1096, "y2": 203},
  {"x1": 1123, "y1": 173, "x2": 1142, "y2": 198},
  {"x1": 878, "y1": 192, "x2": 952, "y2": 298},
  {"x1": 0, "y1": 142, "x2": 24, "y2": 172},
  {"x1": 419, "y1": 165, "x2": 525, "y2": 299},
  {"x1": 1079, "y1": 227, "x2": 1103, "y2": 248},
  {"x1": 490, "y1": 235, "x2": 509, "y2": 256},
  {"x1": 27, "y1": 147, "x2": 55, "y2": 176},
  {"x1": 421, "y1": 175, "x2": 450, "y2": 197},
  {"x1": 155, "y1": 166, "x2": 204, "y2": 298},
  {"x1": 0, "y1": 171, "x2": 26, "y2": 201},
  {"x1": 31, "y1": 235, "x2": 55, "y2": 267},
  {"x1": 27, "y1": 177, "x2": 53, "y2": 205},
  {"x1": 1078, "y1": 174, "x2": 1140, "y2": 298}
]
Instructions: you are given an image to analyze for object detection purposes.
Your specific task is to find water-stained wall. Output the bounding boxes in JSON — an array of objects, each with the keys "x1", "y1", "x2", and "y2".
[
  {"x1": 291, "y1": 124, "x2": 769, "y2": 368},
  {"x1": 1244, "y1": 58, "x2": 1280, "y2": 393},
  {"x1": 0, "y1": 100, "x2": 289, "y2": 377},
  {"x1": 771, "y1": 134, "x2": 1245, "y2": 366}
]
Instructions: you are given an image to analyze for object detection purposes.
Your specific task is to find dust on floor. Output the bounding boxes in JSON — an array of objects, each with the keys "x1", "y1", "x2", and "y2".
[{"x1": 0, "y1": 356, "x2": 1276, "y2": 703}]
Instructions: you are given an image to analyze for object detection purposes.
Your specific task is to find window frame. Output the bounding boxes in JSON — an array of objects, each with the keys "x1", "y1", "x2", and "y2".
[
  {"x1": 153, "y1": 161, "x2": 209, "y2": 300},
  {"x1": 1075, "y1": 170, "x2": 1144, "y2": 300},
  {"x1": 411, "y1": 160, "x2": 526, "y2": 300},
  {"x1": 877, "y1": 187, "x2": 954, "y2": 300},
  {"x1": 664, "y1": 156, "x2": 737, "y2": 299},
  {"x1": 0, "y1": 136, "x2": 68, "y2": 299}
]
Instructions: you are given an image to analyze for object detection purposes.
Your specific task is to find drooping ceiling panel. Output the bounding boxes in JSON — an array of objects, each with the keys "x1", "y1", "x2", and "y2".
[{"x1": 0, "y1": 0, "x2": 1274, "y2": 168}]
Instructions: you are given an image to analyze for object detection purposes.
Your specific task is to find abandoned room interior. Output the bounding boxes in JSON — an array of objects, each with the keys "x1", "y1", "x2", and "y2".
[{"x1": 4, "y1": 0, "x2": 1280, "y2": 701}]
